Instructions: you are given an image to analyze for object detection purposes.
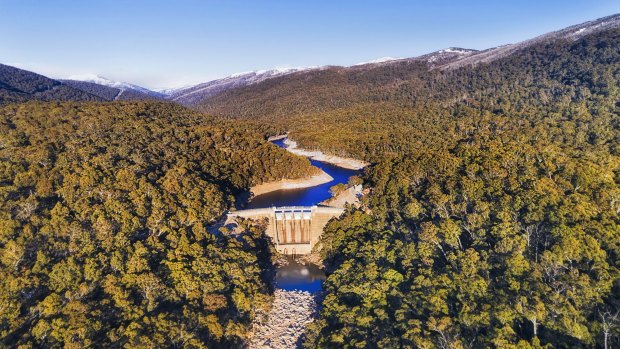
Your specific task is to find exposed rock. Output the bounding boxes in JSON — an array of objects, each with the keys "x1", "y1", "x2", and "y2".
[
  {"x1": 320, "y1": 184, "x2": 363, "y2": 208},
  {"x1": 248, "y1": 289, "x2": 317, "y2": 349}
]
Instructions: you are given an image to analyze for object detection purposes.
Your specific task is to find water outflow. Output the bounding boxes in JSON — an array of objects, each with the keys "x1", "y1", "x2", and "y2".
[
  {"x1": 246, "y1": 138, "x2": 360, "y2": 209},
  {"x1": 276, "y1": 255, "x2": 326, "y2": 293}
]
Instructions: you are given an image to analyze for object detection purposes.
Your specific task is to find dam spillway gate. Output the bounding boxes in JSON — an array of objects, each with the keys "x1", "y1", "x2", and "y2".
[
  {"x1": 275, "y1": 207, "x2": 312, "y2": 245},
  {"x1": 227, "y1": 206, "x2": 344, "y2": 255}
]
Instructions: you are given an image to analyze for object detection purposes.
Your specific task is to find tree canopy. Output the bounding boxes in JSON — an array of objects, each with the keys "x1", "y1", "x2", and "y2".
[
  {"x1": 297, "y1": 28, "x2": 620, "y2": 348},
  {"x1": 0, "y1": 101, "x2": 316, "y2": 347}
]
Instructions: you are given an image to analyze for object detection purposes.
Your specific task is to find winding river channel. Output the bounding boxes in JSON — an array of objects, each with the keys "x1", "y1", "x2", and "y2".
[
  {"x1": 254, "y1": 138, "x2": 359, "y2": 291},
  {"x1": 247, "y1": 138, "x2": 360, "y2": 209}
]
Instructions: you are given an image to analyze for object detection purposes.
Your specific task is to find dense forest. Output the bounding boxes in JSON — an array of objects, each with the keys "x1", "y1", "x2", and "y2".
[
  {"x1": 0, "y1": 16, "x2": 619, "y2": 349},
  {"x1": 296, "y1": 29, "x2": 620, "y2": 348},
  {"x1": 0, "y1": 101, "x2": 317, "y2": 347}
]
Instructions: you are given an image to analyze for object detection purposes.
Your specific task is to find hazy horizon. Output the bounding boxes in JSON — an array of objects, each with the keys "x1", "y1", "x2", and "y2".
[{"x1": 2, "y1": 0, "x2": 619, "y2": 89}]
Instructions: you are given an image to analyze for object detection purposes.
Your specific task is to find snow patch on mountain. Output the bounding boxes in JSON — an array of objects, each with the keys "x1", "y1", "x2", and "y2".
[
  {"x1": 157, "y1": 86, "x2": 192, "y2": 95},
  {"x1": 228, "y1": 67, "x2": 308, "y2": 79},
  {"x1": 438, "y1": 48, "x2": 475, "y2": 54},
  {"x1": 414, "y1": 47, "x2": 478, "y2": 67},
  {"x1": 353, "y1": 57, "x2": 403, "y2": 66}
]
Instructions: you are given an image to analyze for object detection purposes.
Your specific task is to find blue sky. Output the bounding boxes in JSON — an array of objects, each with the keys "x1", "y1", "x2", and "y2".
[{"x1": 1, "y1": 0, "x2": 619, "y2": 89}]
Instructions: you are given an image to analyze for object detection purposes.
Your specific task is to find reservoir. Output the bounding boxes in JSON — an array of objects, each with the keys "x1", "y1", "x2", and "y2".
[{"x1": 247, "y1": 138, "x2": 360, "y2": 209}]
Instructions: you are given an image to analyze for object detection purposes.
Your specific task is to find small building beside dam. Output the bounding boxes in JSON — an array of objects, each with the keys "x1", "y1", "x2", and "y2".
[{"x1": 227, "y1": 206, "x2": 344, "y2": 255}]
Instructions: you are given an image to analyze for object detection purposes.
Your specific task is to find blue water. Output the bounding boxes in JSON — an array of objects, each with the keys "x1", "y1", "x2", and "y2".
[
  {"x1": 275, "y1": 256, "x2": 326, "y2": 293},
  {"x1": 247, "y1": 138, "x2": 360, "y2": 209}
]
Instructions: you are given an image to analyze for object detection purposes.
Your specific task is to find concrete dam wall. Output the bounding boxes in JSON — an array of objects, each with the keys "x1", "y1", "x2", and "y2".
[{"x1": 228, "y1": 206, "x2": 344, "y2": 255}]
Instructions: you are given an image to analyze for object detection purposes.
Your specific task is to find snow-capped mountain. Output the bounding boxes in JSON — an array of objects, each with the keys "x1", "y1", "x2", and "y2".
[
  {"x1": 62, "y1": 74, "x2": 165, "y2": 101},
  {"x1": 67, "y1": 74, "x2": 164, "y2": 98},
  {"x1": 441, "y1": 13, "x2": 620, "y2": 69},
  {"x1": 0, "y1": 63, "x2": 106, "y2": 103},
  {"x1": 57, "y1": 13, "x2": 620, "y2": 106},
  {"x1": 165, "y1": 67, "x2": 317, "y2": 106}
]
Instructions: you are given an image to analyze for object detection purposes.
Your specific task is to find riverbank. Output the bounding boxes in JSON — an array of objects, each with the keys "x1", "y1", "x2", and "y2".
[
  {"x1": 249, "y1": 289, "x2": 316, "y2": 349},
  {"x1": 283, "y1": 138, "x2": 369, "y2": 170},
  {"x1": 319, "y1": 184, "x2": 363, "y2": 208},
  {"x1": 250, "y1": 170, "x2": 334, "y2": 197}
]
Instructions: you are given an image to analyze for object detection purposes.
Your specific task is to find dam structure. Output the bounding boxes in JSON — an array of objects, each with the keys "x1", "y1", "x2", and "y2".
[{"x1": 228, "y1": 206, "x2": 344, "y2": 255}]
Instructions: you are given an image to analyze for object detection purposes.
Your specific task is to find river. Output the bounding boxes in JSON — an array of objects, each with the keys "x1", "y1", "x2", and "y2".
[
  {"x1": 275, "y1": 255, "x2": 326, "y2": 293},
  {"x1": 252, "y1": 138, "x2": 359, "y2": 292},
  {"x1": 248, "y1": 138, "x2": 360, "y2": 348}
]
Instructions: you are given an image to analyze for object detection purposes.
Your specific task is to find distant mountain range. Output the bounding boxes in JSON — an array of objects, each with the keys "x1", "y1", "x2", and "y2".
[
  {"x1": 440, "y1": 13, "x2": 620, "y2": 69},
  {"x1": 163, "y1": 68, "x2": 314, "y2": 106},
  {"x1": 1, "y1": 13, "x2": 618, "y2": 106},
  {"x1": 195, "y1": 13, "x2": 620, "y2": 114},
  {"x1": 0, "y1": 65, "x2": 166, "y2": 104}
]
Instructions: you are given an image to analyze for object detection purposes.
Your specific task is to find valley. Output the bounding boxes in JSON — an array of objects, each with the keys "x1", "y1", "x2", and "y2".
[
  {"x1": 1, "y1": 10, "x2": 619, "y2": 349},
  {"x1": 228, "y1": 136, "x2": 364, "y2": 349}
]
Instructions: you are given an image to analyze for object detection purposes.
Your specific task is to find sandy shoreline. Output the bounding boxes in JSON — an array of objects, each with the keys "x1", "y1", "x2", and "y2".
[
  {"x1": 267, "y1": 134, "x2": 289, "y2": 141},
  {"x1": 250, "y1": 170, "x2": 333, "y2": 197},
  {"x1": 283, "y1": 139, "x2": 369, "y2": 170}
]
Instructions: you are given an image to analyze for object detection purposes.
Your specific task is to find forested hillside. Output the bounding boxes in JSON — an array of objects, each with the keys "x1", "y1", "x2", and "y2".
[
  {"x1": 198, "y1": 15, "x2": 619, "y2": 134},
  {"x1": 199, "y1": 29, "x2": 620, "y2": 162},
  {"x1": 0, "y1": 64, "x2": 103, "y2": 104},
  {"x1": 0, "y1": 101, "x2": 317, "y2": 347},
  {"x1": 193, "y1": 26, "x2": 620, "y2": 348},
  {"x1": 295, "y1": 29, "x2": 620, "y2": 348}
]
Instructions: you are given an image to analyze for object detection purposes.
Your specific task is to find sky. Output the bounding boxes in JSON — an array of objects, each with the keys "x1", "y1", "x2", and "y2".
[{"x1": 1, "y1": 0, "x2": 619, "y2": 90}]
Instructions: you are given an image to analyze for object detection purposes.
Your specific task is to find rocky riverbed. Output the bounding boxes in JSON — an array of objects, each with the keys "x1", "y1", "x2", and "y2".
[{"x1": 249, "y1": 289, "x2": 317, "y2": 349}]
